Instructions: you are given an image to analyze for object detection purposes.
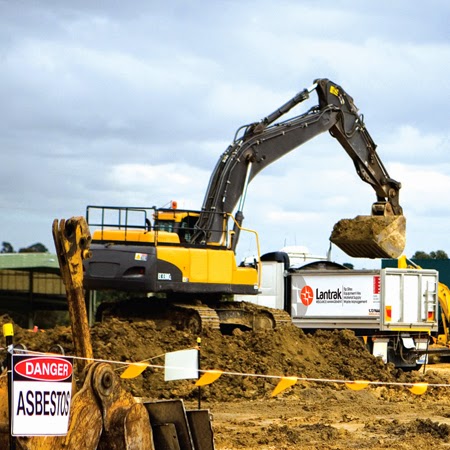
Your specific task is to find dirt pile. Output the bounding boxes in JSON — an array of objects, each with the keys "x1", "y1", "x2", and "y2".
[
  {"x1": 0, "y1": 315, "x2": 442, "y2": 402},
  {"x1": 4, "y1": 315, "x2": 450, "y2": 449}
]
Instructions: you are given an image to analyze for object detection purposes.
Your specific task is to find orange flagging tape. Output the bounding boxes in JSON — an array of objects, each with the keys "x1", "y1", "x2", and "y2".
[
  {"x1": 196, "y1": 370, "x2": 223, "y2": 386},
  {"x1": 271, "y1": 377, "x2": 298, "y2": 397},
  {"x1": 7, "y1": 348, "x2": 447, "y2": 395}
]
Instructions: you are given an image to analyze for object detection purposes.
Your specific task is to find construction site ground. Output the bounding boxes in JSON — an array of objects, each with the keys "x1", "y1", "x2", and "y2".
[{"x1": 3, "y1": 315, "x2": 450, "y2": 449}]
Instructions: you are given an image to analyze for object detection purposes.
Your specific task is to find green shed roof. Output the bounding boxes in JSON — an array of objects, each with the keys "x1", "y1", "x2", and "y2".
[{"x1": 0, "y1": 254, "x2": 60, "y2": 273}]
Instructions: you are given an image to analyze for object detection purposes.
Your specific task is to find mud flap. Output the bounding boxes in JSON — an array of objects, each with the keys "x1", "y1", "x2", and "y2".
[
  {"x1": 414, "y1": 338, "x2": 429, "y2": 365},
  {"x1": 329, "y1": 215, "x2": 406, "y2": 259},
  {"x1": 372, "y1": 338, "x2": 389, "y2": 363}
]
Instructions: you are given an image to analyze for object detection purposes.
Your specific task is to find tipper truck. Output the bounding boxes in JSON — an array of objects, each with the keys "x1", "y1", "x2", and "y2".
[{"x1": 237, "y1": 252, "x2": 439, "y2": 369}]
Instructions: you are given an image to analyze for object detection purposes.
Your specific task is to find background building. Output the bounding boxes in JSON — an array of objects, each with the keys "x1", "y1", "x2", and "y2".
[{"x1": 0, "y1": 254, "x2": 68, "y2": 328}]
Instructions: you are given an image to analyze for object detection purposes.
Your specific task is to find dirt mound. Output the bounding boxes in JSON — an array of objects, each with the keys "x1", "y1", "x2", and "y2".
[
  {"x1": 4, "y1": 314, "x2": 450, "y2": 449},
  {"x1": 1, "y1": 314, "x2": 443, "y2": 402}
]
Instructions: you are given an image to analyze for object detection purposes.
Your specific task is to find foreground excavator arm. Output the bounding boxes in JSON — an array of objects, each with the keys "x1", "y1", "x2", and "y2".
[
  {"x1": 52, "y1": 217, "x2": 94, "y2": 372},
  {"x1": 192, "y1": 78, "x2": 404, "y2": 258}
]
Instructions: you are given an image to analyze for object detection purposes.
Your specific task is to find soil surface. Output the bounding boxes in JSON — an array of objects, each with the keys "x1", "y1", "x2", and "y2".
[{"x1": 3, "y1": 315, "x2": 450, "y2": 449}]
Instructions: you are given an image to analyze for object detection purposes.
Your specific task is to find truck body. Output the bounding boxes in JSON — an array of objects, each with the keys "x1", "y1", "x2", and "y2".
[{"x1": 237, "y1": 254, "x2": 439, "y2": 369}]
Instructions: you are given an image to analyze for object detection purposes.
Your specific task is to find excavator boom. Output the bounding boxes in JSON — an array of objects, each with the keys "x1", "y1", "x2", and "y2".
[{"x1": 191, "y1": 78, "x2": 405, "y2": 258}]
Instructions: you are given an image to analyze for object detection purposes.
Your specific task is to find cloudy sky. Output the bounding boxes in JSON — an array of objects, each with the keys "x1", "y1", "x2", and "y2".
[{"x1": 1, "y1": 1, "x2": 449, "y2": 268}]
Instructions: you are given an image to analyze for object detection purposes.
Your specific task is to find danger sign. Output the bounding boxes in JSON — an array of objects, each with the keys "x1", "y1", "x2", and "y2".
[
  {"x1": 12, "y1": 354, "x2": 73, "y2": 436},
  {"x1": 15, "y1": 357, "x2": 72, "y2": 381}
]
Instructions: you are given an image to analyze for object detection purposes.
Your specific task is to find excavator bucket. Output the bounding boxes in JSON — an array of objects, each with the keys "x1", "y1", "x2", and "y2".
[{"x1": 329, "y1": 214, "x2": 406, "y2": 259}]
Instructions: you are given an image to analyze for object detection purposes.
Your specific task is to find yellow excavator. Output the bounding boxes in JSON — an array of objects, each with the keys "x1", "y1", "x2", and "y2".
[
  {"x1": 83, "y1": 78, "x2": 406, "y2": 332},
  {"x1": 397, "y1": 256, "x2": 450, "y2": 350},
  {"x1": 436, "y1": 282, "x2": 450, "y2": 347}
]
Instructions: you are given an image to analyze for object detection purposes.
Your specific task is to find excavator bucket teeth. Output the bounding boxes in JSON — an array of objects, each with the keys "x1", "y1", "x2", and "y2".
[{"x1": 329, "y1": 215, "x2": 406, "y2": 259}]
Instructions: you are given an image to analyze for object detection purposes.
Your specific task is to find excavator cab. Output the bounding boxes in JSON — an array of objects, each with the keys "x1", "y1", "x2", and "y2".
[{"x1": 154, "y1": 207, "x2": 201, "y2": 244}]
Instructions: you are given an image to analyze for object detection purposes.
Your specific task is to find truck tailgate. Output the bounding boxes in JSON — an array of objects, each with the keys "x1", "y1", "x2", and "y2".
[{"x1": 290, "y1": 268, "x2": 438, "y2": 332}]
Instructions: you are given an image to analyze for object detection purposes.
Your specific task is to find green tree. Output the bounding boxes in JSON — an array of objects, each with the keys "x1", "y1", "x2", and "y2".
[
  {"x1": 430, "y1": 250, "x2": 448, "y2": 259},
  {"x1": 19, "y1": 243, "x2": 49, "y2": 253},
  {"x1": 412, "y1": 250, "x2": 449, "y2": 259},
  {"x1": 1, "y1": 242, "x2": 14, "y2": 253}
]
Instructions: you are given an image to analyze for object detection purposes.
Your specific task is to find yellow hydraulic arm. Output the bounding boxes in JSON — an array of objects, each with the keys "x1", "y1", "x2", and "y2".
[
  {"x1": 437, "y1": 282, "x2": 450, "y2": 346},
  {"x1": 52, "y1": 217, "x2": 94, "y2": 371}
]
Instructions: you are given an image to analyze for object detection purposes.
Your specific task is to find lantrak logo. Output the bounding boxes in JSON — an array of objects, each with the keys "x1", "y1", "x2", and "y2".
[
  {"x1": 300, "y1": 285, "x2": 314, "y2": 306},
  {"x1": 15, "y1": 357, "x2": 72, "y2": 382}
]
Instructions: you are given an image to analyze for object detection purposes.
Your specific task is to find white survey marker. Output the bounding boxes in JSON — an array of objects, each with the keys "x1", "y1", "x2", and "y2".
[
  {"x1": 11, "y1": 354, "x2": 73, "y2": 436},
  {"x1": 164, "y1": 348, "x2": 199, "y2": 381}
]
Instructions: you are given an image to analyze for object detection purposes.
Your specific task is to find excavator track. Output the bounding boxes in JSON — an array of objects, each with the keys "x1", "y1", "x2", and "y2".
[
  {"x1": 96, "y1": 297, "x2": 292, "y2": 334},
  {"x1": 172, "y1": 303, "x2": 221, "y2": 333},
  {"x1": 96, "y1": 298, "x2": 222, "y2": 334},
  {"x1": 213, "y1": 301, "x2": 292, "y2": 332},
  {"x1": 264, "y1": 308, "x2": 293, "y2": 328}
]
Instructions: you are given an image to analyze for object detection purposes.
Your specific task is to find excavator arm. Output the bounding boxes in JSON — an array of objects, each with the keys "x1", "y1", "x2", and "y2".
[
  {"x1": 192, "y1": 78, "x2": 404, "y2": 258},
  {"x1": 315, "y1": 79, "x2": 401, "y2": 215}
]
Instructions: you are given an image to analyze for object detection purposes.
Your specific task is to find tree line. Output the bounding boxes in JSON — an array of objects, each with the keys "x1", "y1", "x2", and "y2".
[
  {"x1": 411, "y1": 250, "x2": 448, "y2": 259},
  {"x1": 1, "y1": 240, "x2": 447, "y2": 259},
  {"x1": 1, "y1": 242, "x2": 49, "y2": 253}
]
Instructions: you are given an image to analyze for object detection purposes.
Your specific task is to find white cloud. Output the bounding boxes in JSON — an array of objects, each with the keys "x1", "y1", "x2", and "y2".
[
  {"x1": 267, "y1": 210, "x2": 322, "y2": 224},
  {"x1": 0, "y1": 0, "x2": 448, "y2": 262},
  {"x1": 108, "y1": 163, "x2": 208, "y2": 208},
  {"x1": 390, "y1": 163, "x2": 450, "y2": 215},
  {"x1": 380, "y1": 126, "x2": 449, "y2": 161}
]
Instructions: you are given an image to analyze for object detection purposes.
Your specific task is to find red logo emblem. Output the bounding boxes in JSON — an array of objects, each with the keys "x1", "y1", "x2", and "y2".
[
  {"x1": 15, "y1": 357, "x2": 72, "y2": 381},
  {"x1": 300, "y1": 285, "x2": 314, "y2": 306},
  {"x1": 373, "y1": 276, "x2": 381, "y2": 294}
]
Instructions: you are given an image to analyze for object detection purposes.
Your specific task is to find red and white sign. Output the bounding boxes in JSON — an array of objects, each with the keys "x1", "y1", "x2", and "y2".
[
  {"x1": 12, "y1": 354, "x2": 73, "y2": 436},
  {"x1": 15, "y1": 357, "x2": 72, "y2": 382},
  {"x1": 373, "y1": 275, "x2": 381, "y2": 295}
]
